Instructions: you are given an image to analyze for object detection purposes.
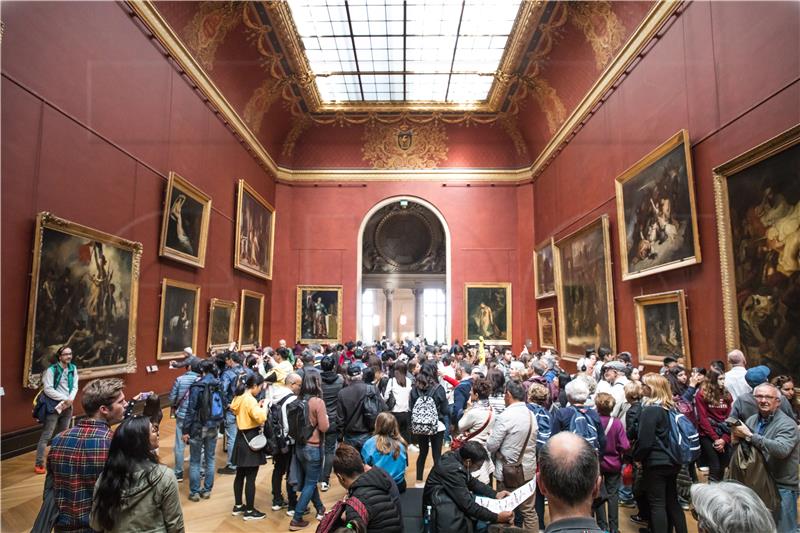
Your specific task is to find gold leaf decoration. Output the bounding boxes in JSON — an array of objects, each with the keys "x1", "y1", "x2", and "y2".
[
  {"x1": 498, "y1": 114, "x2": 529, "y2": 158},
  {"x1": 243, "y1": 78, "x2": 283, "y2": 134},
  {"x1": 362, "y1": 121, "x2": 448, "y2": 170},
  {"x1": 182, "y1": 2, "x2": 241, "y2": 72},
  {"x1": 528, "y1": 77, "x2": 567, "y2": 134},
  {"x1": 568, "y1": 1, "x2": 626, "y2": 71},
  {"x1": 282, "y1": 116, "x2": 312, "y2": 158}
]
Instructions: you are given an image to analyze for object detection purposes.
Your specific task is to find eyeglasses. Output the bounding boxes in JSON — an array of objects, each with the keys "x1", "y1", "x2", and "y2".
[{"x1": 754, "y1": 394, "x2": 779, "y2": 400}]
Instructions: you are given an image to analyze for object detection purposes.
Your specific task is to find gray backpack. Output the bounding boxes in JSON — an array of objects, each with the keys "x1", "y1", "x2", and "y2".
[{"x1": 411, "y1": 391, "x2": 438, "y2": 435}]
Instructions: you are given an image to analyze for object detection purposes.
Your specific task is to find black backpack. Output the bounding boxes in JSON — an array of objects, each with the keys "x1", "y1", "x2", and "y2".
[
  {"x1": 363, "y1": 384, "x2": 388, "y2": 431},
  {"x1": 265, "y1": 394, "x2": 293, "y2": 455},
  {"x1": 226, "y1": 367, "x2": 247, "y2": 406},
  {"x1": 197, "y1": 381, "x2": 225, "y2": 424},
  {"x1": 286, "y1": 398, "x2": 315, "y2": 446}
]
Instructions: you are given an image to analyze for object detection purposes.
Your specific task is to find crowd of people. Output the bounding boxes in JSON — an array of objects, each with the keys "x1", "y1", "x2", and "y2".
[{"x1": 32, "y1": 337, "x2": 800, "y2": 533}]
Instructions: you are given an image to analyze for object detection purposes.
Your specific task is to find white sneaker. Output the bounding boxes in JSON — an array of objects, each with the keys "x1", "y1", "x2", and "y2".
[
  {"x1": 409, "y1": 444, "x2": 420, "y2": 453},
  {"x1": 320, "y1": 482, "x2": 330, "y2": 492},
  {"x1": 415, "y1": 481, "x2": 425, "y2": 489}
]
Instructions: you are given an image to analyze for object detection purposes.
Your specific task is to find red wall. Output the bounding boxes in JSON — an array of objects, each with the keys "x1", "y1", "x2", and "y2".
[
  {"x1": 531, "y1": 1, "x2": 800, "y2": 366},
  {"x1": 1, "y1": 2, "x2": 276, "y2": 434}
]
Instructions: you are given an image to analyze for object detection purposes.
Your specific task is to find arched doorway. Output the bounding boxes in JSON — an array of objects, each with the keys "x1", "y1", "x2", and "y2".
[{"x1": 356, "y1": 197, "x2": 451, "y2": 344}]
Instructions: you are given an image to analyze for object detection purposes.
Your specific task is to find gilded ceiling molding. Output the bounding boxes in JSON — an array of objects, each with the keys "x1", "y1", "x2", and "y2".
[
  {"x1": 568, "y1": 1, "x2": 626, "y2": 70},
  {"x1": 362, "y1": 121, "x2": 449, "y2": 170},
  {"x1": 520, "y1": 77, "x2": 567, "y2": 135},
  {"x1": 243, "y1": 77, "x2": 284, "y2": 135},
  {"x1": 180, "y1": 1, "x2": 241, "y2": 72},
  {"x1": 282, "y1": 115, "x2": 312, "y2": 158},
  {"x1": 498, "y1": 114, "x2": 530, "y2": 158}
]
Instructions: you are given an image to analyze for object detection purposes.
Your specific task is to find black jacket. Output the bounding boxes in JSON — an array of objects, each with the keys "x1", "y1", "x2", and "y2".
[
  {"x1": 321, "y1": 371, "x2": 344, "y2": 433},
  {"x1": 423, "y1": 451, "x2": 498, "y2": 532},
  {"x1": 337, "y1": 380, "x2": 370, "y2": 438},
  {"x1": 633, "y1": 405, "x2": 673, "y2": 467},
  {"x1": 625, "y1": 401, "x2": 642, "y2": 444},
  {"x1": 409, "y1": 383, "x2": 449, "y2": 423},
  {"x1": 345, "y1": 467, "x2": 403, "y2": 533}
]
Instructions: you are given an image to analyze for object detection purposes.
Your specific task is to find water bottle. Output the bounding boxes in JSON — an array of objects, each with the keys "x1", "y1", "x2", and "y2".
[{"x1": 423, "y1": 505, "x2": 432, "y2": 533}]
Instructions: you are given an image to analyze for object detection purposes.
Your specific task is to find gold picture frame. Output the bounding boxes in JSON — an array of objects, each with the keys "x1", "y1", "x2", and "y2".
[
  {"x1": 634, "y1": 290, "x2": 691, "y2": 367},
  {"x1": 159, "y1": 171, "x2": 212, "y2": 267},
  {"x1": 614, "y1": 130, "x2": 702, "y2": 281},
  {"x1": 239, "y1": 289, "x2": 265, "y2": 350},
  {"x1": 713, "y1": 124, "x2": 800, "y2": 371},
  {"x1": 157, "y1": 278, "x2": 201, "y2": 360},
  {"x1": 207, "y1": 298, "x2": 238, "y2": 351},
  {"x1": 554, "y1": 214, "x2": 616, "y2": 360},
  {"x1": 235, "y1": 179, "x2": 276, "y2": 280},
  {"x1": 24, "y1": 212, "x2": 142, "y2": 389},
  {"x1": 537, "y1": 307, "x2": 556, "y2": 350},
  {"x1": 534, "y1": 237, "x2": 556, "y2": 299},
  {"x1": 296, "y1": 285, "x2": 343, "y2": 344},
  {"x1": 464, "y1": 283, "x2": 512, "y2": 345}
]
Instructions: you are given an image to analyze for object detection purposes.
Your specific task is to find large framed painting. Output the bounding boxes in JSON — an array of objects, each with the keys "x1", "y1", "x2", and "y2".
[
  {"x1": 296, "y1": 285, "x2": 343, "y2": 344},
  {"x1": 714, "y1": 124, "x2": 800, "y2": 376},
  {"x1": 235, "y1": 179, "x2": 275, "y2": 280},
  {"x1": 157, "y1": 279, "x2": 200, "y2": 360},
  {"x1": 159, "y1": 171, "x2": 212, "y2": 267},
  {"x1": 464, "y1": 283, "x2": 512, "y2": 345},
  {"x1": 24, "y1": 212, "x2": 142, "y2": 388},
  {"x1": 534, "y1": 238, "x2": 556, "y2": 299},
  {"x1": 634, "y1": 290, "x2": 691, "y2": 367},
  {"x1": 554, "y1": 215, "x2": 616, "y2": 359},
  {"x1": 207, "y1": 298, "x2": 237, "y2": 351},
  {"x1": 615, "y1": 130, "x2": 702, "y2": 280},
  {"x1": 537, "y1": 307, "x2": 556, "y2": 350},
  {"x1": 239, "y1": 289, "x2": 264, "y2": 350}
]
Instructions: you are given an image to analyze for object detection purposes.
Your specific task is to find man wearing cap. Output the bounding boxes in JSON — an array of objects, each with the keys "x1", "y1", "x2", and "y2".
[
  {"x1": 595, "y1": 361, "x2": 629, "y2": 417},
  {"x1": 335, "y1": 365, "x2": 372, "y2": 451},
  {"x1": 725, "y1": 349, "x2": 751, "y2": 401},
  {"x1": 731, "y1": 365, "x2": 796, "y2": 422},
  {"x1": 170, "y1": 346, "x2": 201, "y2": 369}
]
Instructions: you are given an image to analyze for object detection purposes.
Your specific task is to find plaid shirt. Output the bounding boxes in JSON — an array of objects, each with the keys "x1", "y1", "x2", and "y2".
[{"x1": 48, "y1": 418, "x2": 112, "y2": 532}]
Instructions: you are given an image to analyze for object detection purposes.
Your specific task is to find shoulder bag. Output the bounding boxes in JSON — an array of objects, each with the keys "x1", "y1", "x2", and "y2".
[
  {"x1": 451, "y1": 408, "x2": 492, "y2": 451},
  {"x1": 501, "y1": 411, "x2": 534, "y2": 489}
]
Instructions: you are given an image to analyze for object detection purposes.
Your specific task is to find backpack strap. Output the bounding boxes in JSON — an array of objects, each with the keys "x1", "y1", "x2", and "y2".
[
  {"x1": 344, "y1": 496, "x2": 369, "y2": 524},
  {"x1": 604, "y1": 418, "x2": 614, "y2": 436}
]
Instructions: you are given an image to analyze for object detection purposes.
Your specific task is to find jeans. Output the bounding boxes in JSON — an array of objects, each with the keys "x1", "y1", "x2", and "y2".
[
  {"x1": 344, "y1": 433, "x2": 370, "y2": 452},
  {"x1": 777, "y1": 487, "x2": 798, "y2": 533},
  {"x1": 174, "y1": 417, "x2": 186, "y2": 476},
  {"x1": 596, "y1": 472, "x2": 621, "y2": 532},
  {"x1": 189, "y1": 425, "x2": 218, "y2": 496},
  {"x1": 321, "y1": 431, "x2": 338, "y2": 483},
  {"x1": 642, "y1": 464, "x2": 687, "y2": 533},
  {"x1": 416, "y1": 431, "x2": 443, "y2": 481},
  {"x1": 293, "y1": 444, "x2": 324, "y2": 521},
  {"x1": 35, "y1": 407, "x2": 73, "y2": 465},
  {"x1": 444, "y1": 403, "x2": 454, "y2": 442},
  {"x1": 224, "y1": 410, "x2": 237, "y2": 468},
  {"x1": 272, "y1": 448, "x2": 297, "y2": 507},
  {"x1": 535, "y1": 488, "x2": 546, "y2": 530}
]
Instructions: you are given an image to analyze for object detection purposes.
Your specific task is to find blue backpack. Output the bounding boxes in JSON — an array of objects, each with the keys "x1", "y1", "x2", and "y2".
[
  {"x1": 664, "y1": 408, "x2": 701, "y2": 465},
  {"x1": 568, "y1": 406, "x2": 599, "y2": 450},
  {"x1": 197, "y1": 381, "x2": 225, "y2": 424}
]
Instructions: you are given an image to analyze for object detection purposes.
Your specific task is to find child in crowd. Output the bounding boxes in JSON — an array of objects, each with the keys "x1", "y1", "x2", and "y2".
[{"x1": 595, "y1": 392, "x2": 630, "y2": 533}]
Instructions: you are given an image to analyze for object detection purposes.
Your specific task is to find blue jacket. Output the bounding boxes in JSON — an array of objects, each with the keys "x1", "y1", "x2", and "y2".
[
  {"x1": 452, "y1": 378, "x2": 473, "y2": 423},
  {"x1": 526, "y1": 402, "x2": 552, "y2": 451},
  {"x1": 182, "y1": 374, "x2": 221, "y2": 437},
  {"x1": 169, "y1": 370, "x2": 199, "y2": 420},
  {"x1": 220, "y1": 364, "x2": 251, "y2": 407}
]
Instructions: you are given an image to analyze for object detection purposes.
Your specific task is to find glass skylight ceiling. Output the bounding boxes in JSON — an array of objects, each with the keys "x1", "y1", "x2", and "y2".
[{"x1": 287, "y1": 0, "x2": 523, "y2": 104}]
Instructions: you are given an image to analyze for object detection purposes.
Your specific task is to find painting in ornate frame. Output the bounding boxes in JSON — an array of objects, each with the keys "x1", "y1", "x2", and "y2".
[
  {"x1": 234, "y1": 179, "x2": 275, "y2": 280},
  {"x1": 157, "y1": 278, "x2": 200, "y2": 360},
  {"x1": 634, "y1": 290, "x2": 691, "y2": 367},
  {"x1": 714, "y1": 124, "x2": 800, "y2": 376},
  {"x1": 554, "y1": 214, "x2": 616, "y2": 359},
  {"x1": 464, "y1": 283, "x2": 512, "y2": 345},
  {"x1": 296, "y1": 285, "x2": 343, "y2": 344},
  {"x1": 239, "y1": 289, "x2": 265, "y2": 350},
  {"x1": 23, "y1": 212, "x2": 142, "y2": 388},
  {"x1": 614, "y1": 129, "x2": 702, "y2": 281},
  {"x1": 207, "y1": 298, "x2": 237, "y2": 351},
  {"x1": 534, "y1": 238, "x2": 556, "y2": 299},
  {"x1": 537, "y1": 307, "x2": 556, "y2": 350},
  {"x1": 158, "y1": 171, "x2": 212, "y2": 268}
]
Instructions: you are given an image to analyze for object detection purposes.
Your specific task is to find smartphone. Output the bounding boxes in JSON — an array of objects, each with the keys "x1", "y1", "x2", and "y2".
[{"x1": 140, "y1": 392, "x2": 151, "y2": 400}]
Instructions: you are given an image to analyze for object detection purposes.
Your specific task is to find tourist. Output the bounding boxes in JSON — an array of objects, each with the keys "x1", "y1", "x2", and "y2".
[
  {"x1": 694, "y1": 367, "x2": 732, "y2": 482},
  {"x1": 409, "y1": 364, "x2": 449, "y2": 488},
  {"x1": 690, "y1": 481, "x2": 776, "y2": 533},
  {"x1": 181, "y1": 360, "x2": 222, "y2": 502},
  {"x1": 594, "y1": 392, "x2": 630, "y2": 533},
  {"x1": 319, "y1": 355, "x2": 344, "y2": 492},
  {"x1": 34, "y1": 346, "x2": 78, "y2": 474},
  {"x1": 361, "y1": 412, "x2": 408, "y2": 492},
  {"x1": 456, "y1": 377, "x2": 495, "y2": 484},
  {"x1": 229, "y1": 373, "x2": 268, "y2": 520}
]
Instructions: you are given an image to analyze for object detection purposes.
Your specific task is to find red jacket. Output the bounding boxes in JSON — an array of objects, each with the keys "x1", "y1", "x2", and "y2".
[{"x1": 694, "y1": 389, "x2": 732, "y2": 443}]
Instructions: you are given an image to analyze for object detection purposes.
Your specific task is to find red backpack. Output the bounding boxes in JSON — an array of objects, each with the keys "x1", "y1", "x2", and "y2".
[
  {"x1": 316, "y1": 496, "x2": 369, "y2": 533},
  {"x1": 673, "y1": 395, "x2": 696, "y2": 426}
]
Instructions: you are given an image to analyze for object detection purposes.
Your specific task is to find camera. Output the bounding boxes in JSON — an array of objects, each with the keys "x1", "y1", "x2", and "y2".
[{"x1": 724, "y1": 417, "x2": 741, "y2": 427}]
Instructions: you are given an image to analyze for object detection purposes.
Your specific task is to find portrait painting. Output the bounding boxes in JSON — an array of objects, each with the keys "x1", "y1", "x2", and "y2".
[
  {"x1": 159, "y1": 171, "x2": 212, "y2": 267},
  {"x1": 24, "y1": 212, "x2": 142, "y2": 388},
  {"x1": 239, "y1": 289, "x2": 264, "y2": 350},
  {"x1": 634, "y1": 290, "x2": 691, "y2": 367},
  {"x1": 464, "y1": 283, "x2": 512, "y2": 345},
  {"x1": 296, "y1": 285, "x2": 343, "y2": 344},
  {"x1": 714, "y1": 124, "x2": 800, "y2": 377},
  {"x1": 534, "y1": 238, "x2": 556, "y2": 299},
  {"x1": 537, "y1": 307, "x2": 556, "y2": 350},
  {"x1": 235, "y1": 179, "x2": 275, "y2": 280},
  {"x1": 157, "y1": 279, "x2": 200, "y2": 360},
  {"x1": 208, "y1": 298, "x2": 237, "y2": 351},
  {"x1": 615, "y1": 130, "x2": 702, "y2": 280},
  {"x1": 554, "y1": 215, "x2": 616, "y2": 358}
]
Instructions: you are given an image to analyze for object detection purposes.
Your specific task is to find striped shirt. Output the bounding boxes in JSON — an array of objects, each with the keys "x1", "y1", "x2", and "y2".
[
  {"x1": 489, "y1": 394, "x2": 507, "y2": 416},
  {"x1": 48, "y1": 418, "x2": 112, "y2": 532}
]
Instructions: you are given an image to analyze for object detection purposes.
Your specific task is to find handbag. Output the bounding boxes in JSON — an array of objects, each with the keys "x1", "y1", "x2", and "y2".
[
  {"x1": 501, "y1": 411, "x2": 534, "y2": 489},
  {"x1": 386, "y1": 379, "x2": 396, "y2": 411},
  {"x1": 726, "y1": 441, "x2": 780, "y2": 511},
  {"x1": 452, "y1": 408, "x2": 492, "y2": 451},
  {"x1": 243, "y1": 427, "x2": 267, "y2": 451}
]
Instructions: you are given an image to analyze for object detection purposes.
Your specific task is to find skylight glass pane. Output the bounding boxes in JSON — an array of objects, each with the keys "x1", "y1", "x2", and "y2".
[{"x1": 287, "y1": 0, "x2": 522, "y2": 103}]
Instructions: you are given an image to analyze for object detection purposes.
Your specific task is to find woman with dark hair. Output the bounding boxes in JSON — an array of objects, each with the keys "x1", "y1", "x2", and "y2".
[
  {"x1": 423, "y1": 441, "x2": 513, "y2": 532},
  {"x1": 90, "y1": 416, "x2": 184, "y2": 532},
  {"x1": 230, "y1": 372, "x2": 267, "y2": 520},
  {"x1": 487, "y1": 369, "x2": 506, "y2": 416},
  {"x1": 361, "y1": 412, "x2": 408, "y2": 492},
  {"x1": 409, "y1": 370, "x2": 449, "y2": 488},
  {"x1": 666, "y1": 366, "x2": 703, "y2": 403},
  {"x1": 456, "y1": 377, "x2": 495, "y2": 484},
  {"x1": 384, "y1": 360, "x2": 412, "y2": 445},
  {"x1": 694, "y1": 368, "x2": 732, "y2": 482},
  {"x1": 290, "y1": 372, "x2": 330, "y2": 530},
  {"x1": 771, "y1": 375, "x2": 800, "y2": 421}
]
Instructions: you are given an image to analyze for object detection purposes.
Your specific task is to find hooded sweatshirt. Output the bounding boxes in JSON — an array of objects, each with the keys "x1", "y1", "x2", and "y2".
[{"x1": 321, "y1": 370, "x2": 345, "y2": 432}]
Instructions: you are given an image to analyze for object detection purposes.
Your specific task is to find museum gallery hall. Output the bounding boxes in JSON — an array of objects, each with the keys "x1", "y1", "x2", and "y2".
[{"x1": 1, "y1": 1, "x2": 799, "y2": 532}]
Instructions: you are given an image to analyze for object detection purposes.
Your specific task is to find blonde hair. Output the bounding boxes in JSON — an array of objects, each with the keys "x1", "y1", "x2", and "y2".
[
  {"x1": 624, "y1": 381, "x2": 643, "y2": 403},
  {"x1": 594, "y1": 392, "x2": 616, "y2": 416},
  {"x1": 373, "y1": 412, "x2": 407, "y2": 459},
  {"x1": 642, "y1": 373, "x2": 674, "y2": 409}
]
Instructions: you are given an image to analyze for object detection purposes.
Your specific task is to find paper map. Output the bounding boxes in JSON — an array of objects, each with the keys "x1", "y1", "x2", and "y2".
[{"x1": 475, "y1": 477, "x2": 537, "y2": 513}]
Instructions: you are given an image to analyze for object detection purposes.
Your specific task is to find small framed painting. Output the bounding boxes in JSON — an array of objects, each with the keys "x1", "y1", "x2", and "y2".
[
  {"x1": 207, "y1": 298, "x2": 237, "y2": 351},
  {"x1": 159, "y1": 171, "x2": 212, "y2": 267},
  {"x1": 239, "y1": 289, "x2": 264, "y2": 350},
  {"x1": 464, "y1": 283, "x2": 512, "y2": 345},
  {"x1": 296, "y1": 285, "x2": 343, "y2": 344},
  {"x1": 235, "y1": 180, "x2": 275, "y2": 280},
  {"x1": 537, "y1": 307, "x2": 556, "y2": 350},
  {"x1": 634, "y1": 290, "x2": 691, "y2": 367},
  {"x1": 157, "y1": 279, "x2": 201, "y2": 360},
  {"x1": 534, "y1": 238, "x2": 556, "y2": 299}
]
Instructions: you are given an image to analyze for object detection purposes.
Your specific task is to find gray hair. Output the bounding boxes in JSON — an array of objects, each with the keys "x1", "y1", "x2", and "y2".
[
  {"x1": 754, "y1": 382, "x2": 781, "y2": 397},
  {"x1": 565, "y1": 378, "x2": 590, "y2": 404},
  {"x1": 285, "y1": 372, "x2": 302, "y2": 386},
  {"x1": 690, "y1": 482, "x2": 775, "y2": 533},
  {"x1": 727, "y1": 349, "x2": 746, "y2": 366},
  {"x1": 531, "y1": 358, "x2": 546, "y2": 377},
  {"x1": 542, "y1": 354, "x2": 556, "y2": 370}
]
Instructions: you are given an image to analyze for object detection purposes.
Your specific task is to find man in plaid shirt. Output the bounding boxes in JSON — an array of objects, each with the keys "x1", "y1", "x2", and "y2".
[{"x1": 47, "y1": 378, "x2": 127, "y2": 532}]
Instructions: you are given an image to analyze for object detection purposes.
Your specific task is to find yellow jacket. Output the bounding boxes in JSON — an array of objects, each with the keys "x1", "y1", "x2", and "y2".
[{"x1": 230, "y1": 391, "x2": 267, "y2": 430}]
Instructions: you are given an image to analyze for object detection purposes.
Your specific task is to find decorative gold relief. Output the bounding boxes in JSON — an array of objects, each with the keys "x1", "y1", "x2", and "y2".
[
  {"x1": 282, "y1": 116, "x2": 312, "y2": 158},
  {"x1": 362, "y1": 121, "x2": 448, "y2": 170},
  {"x1": 181, "y1": 2, "x2": 241, "y2": 72},
  {"x1": 568, "y1": 1, "x2": 626, "y2": 71},
  {"x1": 498, "y1": 114, "x2": 529, "y2": 158},
  {"x1": 523, "y1": 77, "x2": 567, "y2": 134},
  {"x1": 243, "y1": 77, "x2": 283, "y2": 135}
]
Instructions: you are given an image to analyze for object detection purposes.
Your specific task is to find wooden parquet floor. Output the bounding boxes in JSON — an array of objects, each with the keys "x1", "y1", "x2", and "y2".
[{"x1": 1, "y1": 411, "x2": 700, "y2": 532}]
